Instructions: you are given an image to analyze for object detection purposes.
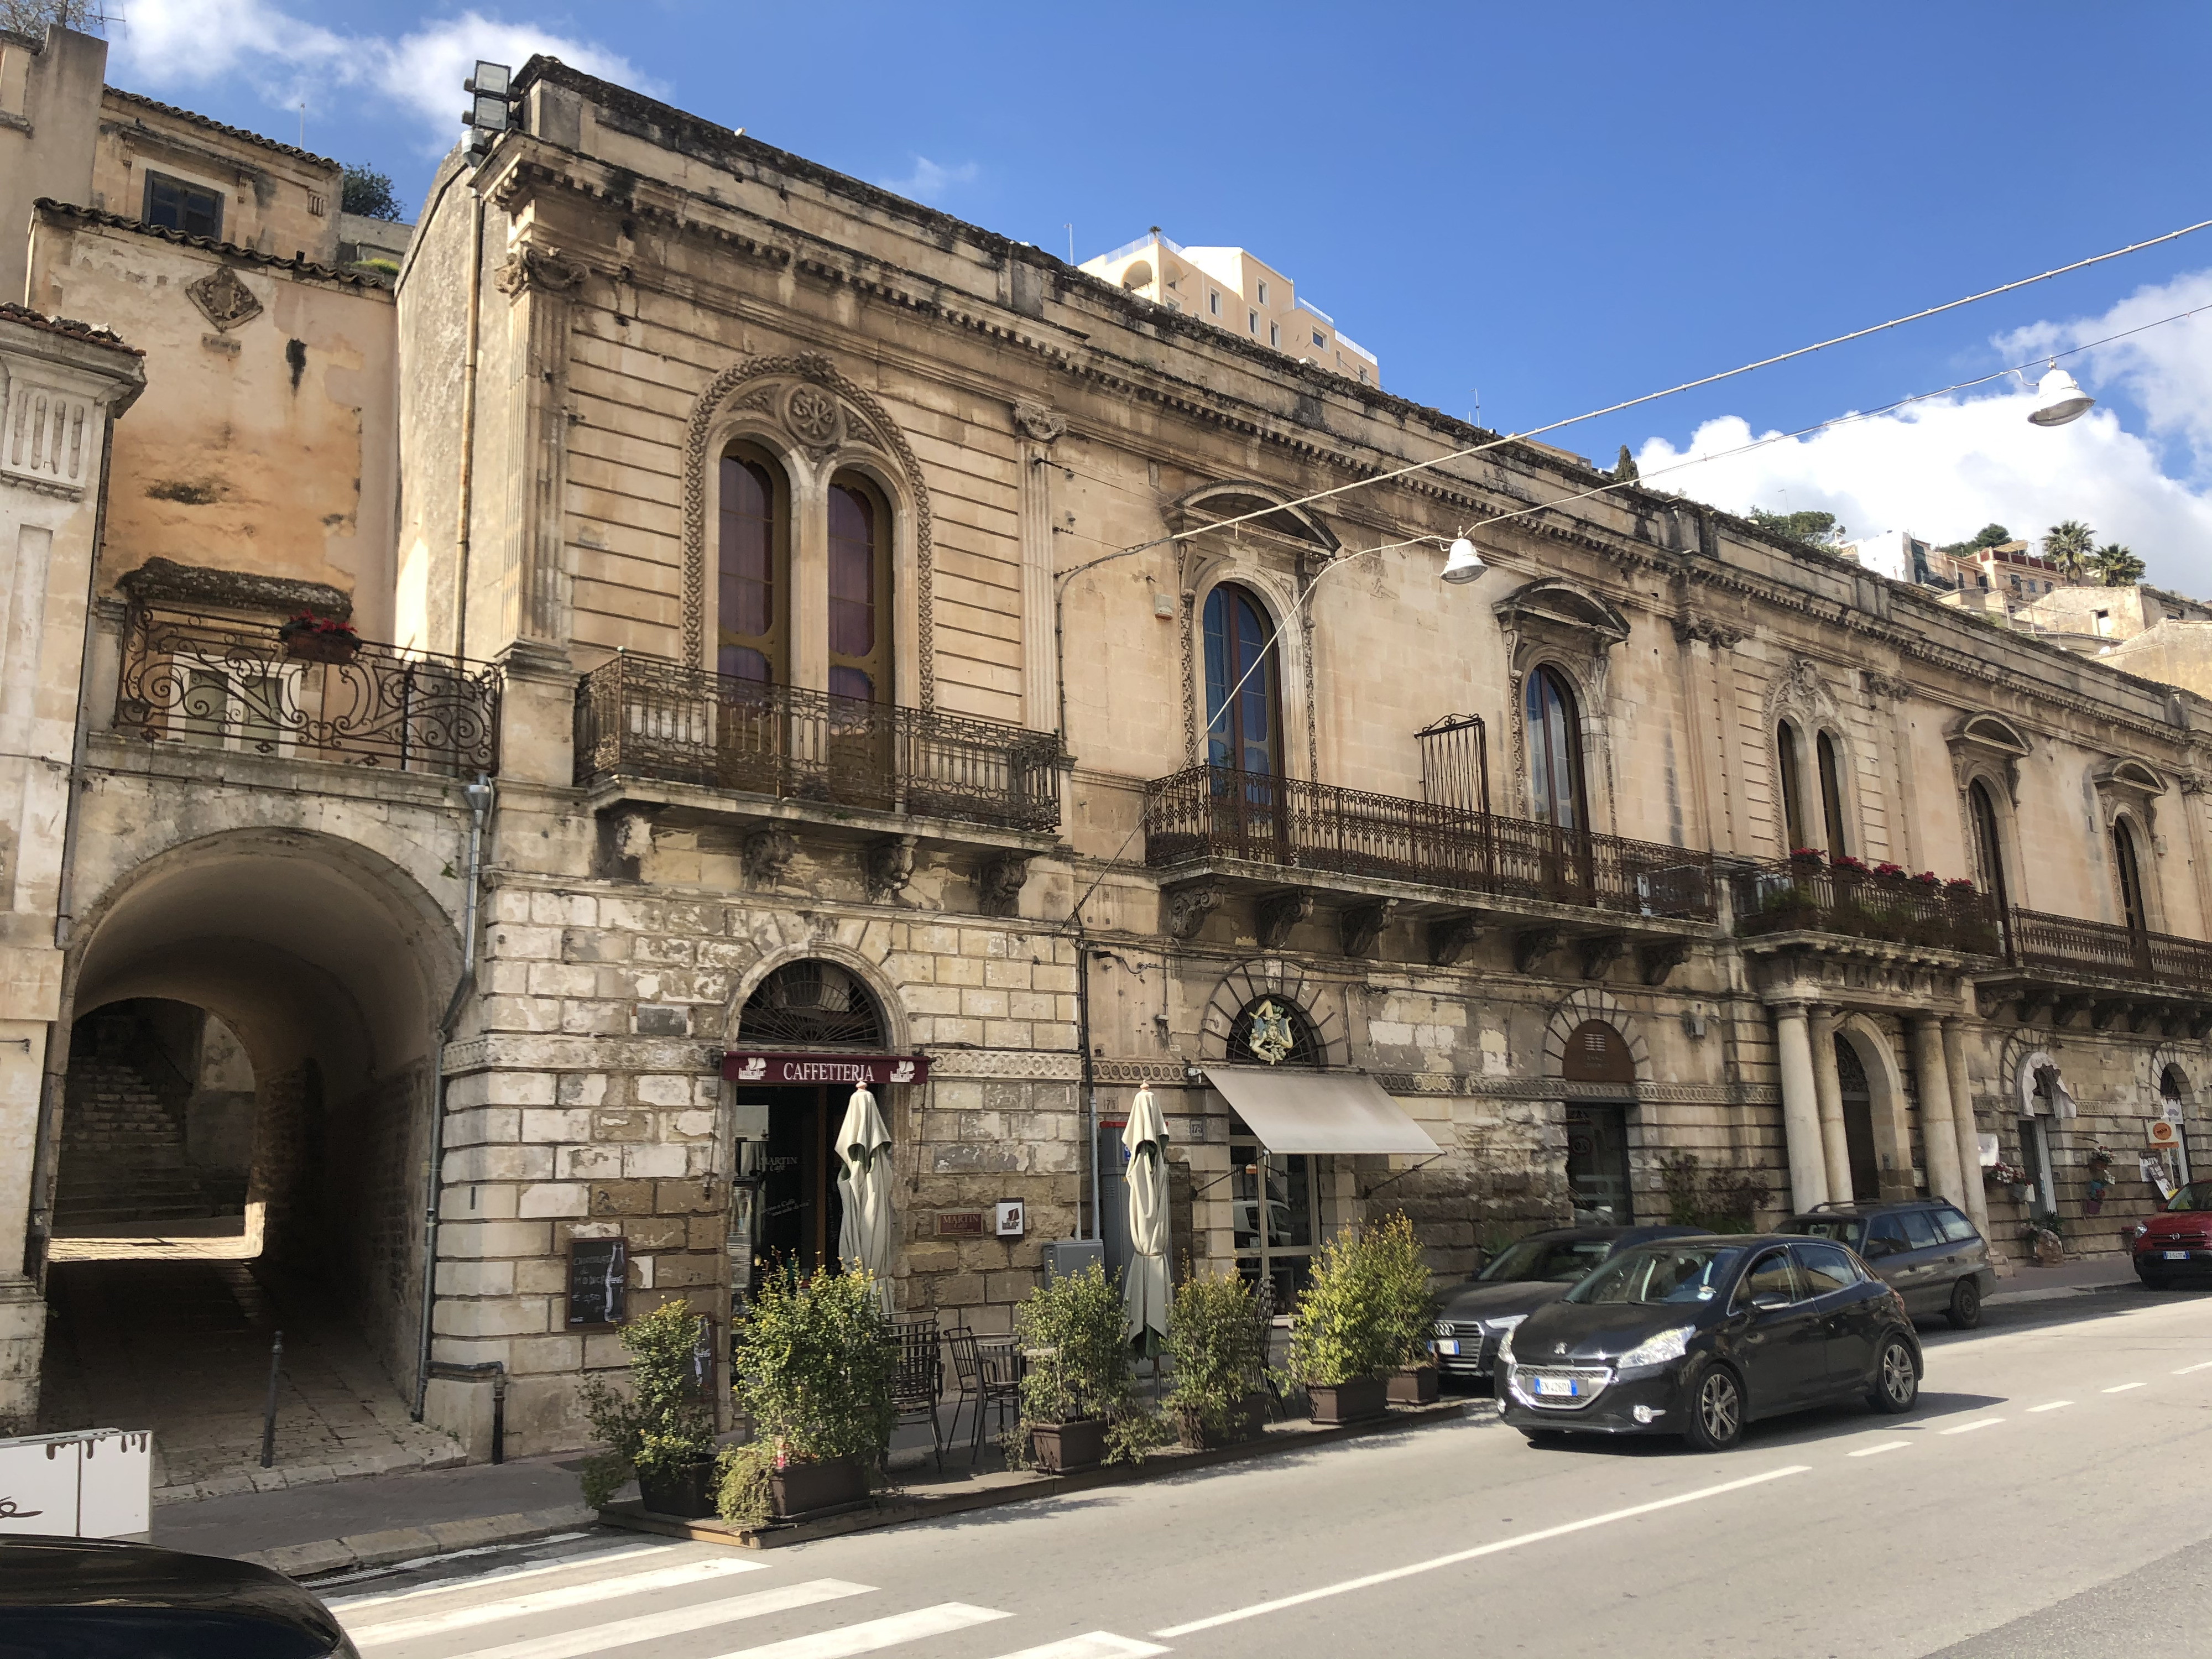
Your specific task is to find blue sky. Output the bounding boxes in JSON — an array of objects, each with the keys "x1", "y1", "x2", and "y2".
[{"x1": 108, "y1": 2, "x2": 2212, "y2": 582}]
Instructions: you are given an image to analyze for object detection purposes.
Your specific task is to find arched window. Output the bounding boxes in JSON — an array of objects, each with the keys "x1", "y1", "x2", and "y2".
[
  {"x1": 2162, "y1": 1065, "x2": 2188, "y2": 1104},
  {"x1": 1561, "y1": 1019, "x2": 1635, "y2": 1084},
  {"x1": 1969, "y1": 781, "x2": 2010, "y2": 911},
  {"x1": 2114, "y1": 817, "x2": 2147, "y2": 933},
  {"x1": 1526, "y1": 667, "x2": 1587, "y2": 831},
  {"x1": 739, "y1": 960, "x2": 886, "y2": 1048},
  {"x1": 1817, "y1": 731, "x2": 1850, "y2": 857},
  {"x1": 1203, "y1": 583, "x2": 1281, "y2": 776},
  {"x1": 717, "y1": 449, "x2": 786, "y2": 682},
  {"x1": 827, "y1": 476, "x2": 890, "y2": 705},
  {"x1": 1776, "y1": 721, "x2": 1808, "y2": 851}
]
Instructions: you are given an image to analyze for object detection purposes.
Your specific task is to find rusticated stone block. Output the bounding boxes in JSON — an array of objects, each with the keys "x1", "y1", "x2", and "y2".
[
  {"x1": 654, "y1": 1178, "x2": 722, "y2": 1215},
  {"x1": 622, "y1": 1217, "x2": 689, "y2": 1251},
  {"x1": 588, "y1": 1179, "x2": 654, "y2": 1215}
]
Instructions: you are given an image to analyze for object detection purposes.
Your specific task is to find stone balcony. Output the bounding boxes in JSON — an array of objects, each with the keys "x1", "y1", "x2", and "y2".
[
  {"x1": 1140, "y1": 763, "x2": 1717, "y2": 978},
  {"x1": 1978, "y1": 907, "x2": 2212, "y2": 1036}
]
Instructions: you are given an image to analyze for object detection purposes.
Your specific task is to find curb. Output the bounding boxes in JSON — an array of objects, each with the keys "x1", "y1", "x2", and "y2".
[
  {"x1": 239, "y1": 1503, "x2": 597, "y2": 1580},
  {"x1": 602, "y1": 1398, "x2": 1473, "y2": 1550},
  {"x1": 1986, "y1": 1277, "x2": 2140, "y2": 1307}
]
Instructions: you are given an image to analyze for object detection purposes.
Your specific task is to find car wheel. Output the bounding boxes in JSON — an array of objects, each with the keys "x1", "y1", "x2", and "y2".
[
  {"x1": 1683, "y1": 1363, "x2": 1744, "y2": 1452},
  {"x1": 1867, "y1": 1338, "x2": 1918, "y2": 1414},
  {"x1": 1945, "y1": 1277, "x2": 1983, "y2": 1331}
]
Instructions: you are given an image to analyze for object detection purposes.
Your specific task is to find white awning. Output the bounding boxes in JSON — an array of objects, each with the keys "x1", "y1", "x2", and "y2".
[{"x1": 1202, "y1": 1067, "x2": 1442, "y2": 1157}]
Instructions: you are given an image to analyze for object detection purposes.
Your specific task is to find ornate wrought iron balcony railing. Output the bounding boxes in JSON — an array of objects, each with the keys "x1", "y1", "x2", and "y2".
[
  {"x1": 1733, "y1": 859, "x2": 2002, "y2": 955},
  {"x1": 574, "y1": 653, "x2": 1065, "y2": 835},
  {"x1": 1142, "y1": 763, "x2": 1716, "y2": 922},
  {"x1": 115, "y1": 607, "x2": 502, "y2": 776},
  {"x1": 2006, "y1": 906, "x2": 2212, "y2": 993}
]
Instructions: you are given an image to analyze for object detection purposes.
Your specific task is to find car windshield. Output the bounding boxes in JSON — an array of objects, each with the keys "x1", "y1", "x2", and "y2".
[
  {"x1": 1475, "y1": 1237, "x2": 1614, "y2": 1284},
  {"x1": 1564, "y1": 1244, "x2": 1746, "y2": 1306},
  {"x1": 1782, "y1": 1216, "x2": 1866, "y2": 1250},
  {"x1": 2166, "y1": 1182, "x2": 2212, "y2": 1213}
]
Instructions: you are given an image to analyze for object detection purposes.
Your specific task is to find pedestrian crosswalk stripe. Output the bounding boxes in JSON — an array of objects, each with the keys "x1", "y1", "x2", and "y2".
[
  {"x1": 330, "y1": 1545, "x2": 669, "y2": 1614},
  {"x1": 984, "y1": 1635, "x2": 1170, "y2": 1659},
  {"x1": 697, "y1": 1602, "x2": 1010, "y2": 1659},
  {"x1": 345, "y1": 1554, "x2": 769, "y2": 1642},
  {"x1": 355, "y1": 1578, "x2": 874, "y2": 1659}
]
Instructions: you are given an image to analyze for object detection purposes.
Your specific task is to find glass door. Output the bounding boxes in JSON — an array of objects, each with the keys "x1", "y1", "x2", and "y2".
[
  {"x1": 1229, "y1": 1116, "x2": 1318, "y2": 1308},
  {"x1": 1564, "y1": 1103, "x2": 1632, "y2": 1224}
]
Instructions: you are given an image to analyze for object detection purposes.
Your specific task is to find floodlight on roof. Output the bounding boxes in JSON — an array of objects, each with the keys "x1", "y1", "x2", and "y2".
[{"x1": 468, "y1": 61, "x2": 512, "y2": 98}]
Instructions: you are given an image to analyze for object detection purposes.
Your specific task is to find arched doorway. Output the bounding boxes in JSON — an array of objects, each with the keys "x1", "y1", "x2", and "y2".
[
  {"x1": 2159, "y1": 1066, "x2": 2192, "y2": 1187},
  {"x1": 729, "y1": 959, "x2": 890, "y2": 1273},
  {"x1": 36, "y1": 830, "x2": 457, "y2": 1472},
  {"x1": 1561, "y1": 1019, "x2": 1635, "y2": 1224},
  {"x1": 1227, "y1": 996, "x2": 1324, "y2": 1305},
  {"x1": 1835, "y1": 1035, "x2": 1881, "y2": 1202}
]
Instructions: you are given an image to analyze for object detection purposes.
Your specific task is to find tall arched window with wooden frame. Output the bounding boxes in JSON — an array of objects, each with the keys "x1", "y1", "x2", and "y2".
[
  {"x1": 1969, "y1": 780, "x2": 2010, "y2": 914},
  {"x1": 1202, "y1": 583, "x2": 1282, "y2": 778},
  {"x1": 826, "y1": 473, "x2": 891, "y2": 707},
  {"x1": 2114, "y1": 816, "x2": 2148, "y2": 936},
  {"x1": 1816, "y1": 731, "x2": 1850, "y2": 857},
  {"x1": 716, "y1": 446, "x2": 789, "y2": 684},
  {"x1": 1525, "y1": 666, "x2": 1588, "y2": 832},
  {"x1": 1776, "y1": 720, "x2": 1809, "y2": 852}
]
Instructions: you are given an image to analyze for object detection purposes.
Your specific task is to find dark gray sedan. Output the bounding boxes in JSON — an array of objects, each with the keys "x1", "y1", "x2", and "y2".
[
  {"x1": 1433, "y1": 1224, "x2": 1711, "y2": 1383},
  {"x1": 1779, "y1": 1198, "x2": 1996, "y2": 1329}
]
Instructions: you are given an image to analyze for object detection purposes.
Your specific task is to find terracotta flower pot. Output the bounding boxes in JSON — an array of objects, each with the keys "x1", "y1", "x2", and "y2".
[
  {"x1": 1306, "y1": 1376, "x2": 1388, "y2": 1425},
  {"x1": 1388, "y1": 1363, "x2": 1440, "y2": 1405},
  {"x1": 635, "y1": 1458, "x2": 719, "y2": 1519},
  {"x1": 769, "y1": 1455, "x2": 869, "y2": 1520},
  {"x1": 279, "y1": 624, "x2": 361, "y2": 664},
  {"x1": 1029, "y1": 1418, "x2": 1107, "y2": 1473}
]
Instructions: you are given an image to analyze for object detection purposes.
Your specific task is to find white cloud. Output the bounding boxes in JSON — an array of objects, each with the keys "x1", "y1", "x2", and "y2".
[
  {"x1": 877, "y1": 156, "x2": 979, "y2": 204},
  {"x1": 1632, "y1": 272, "x2": 2212, "y2": 592},
  {"x1": 108, "y1": 0, "x2": 652, "y2": 153}
]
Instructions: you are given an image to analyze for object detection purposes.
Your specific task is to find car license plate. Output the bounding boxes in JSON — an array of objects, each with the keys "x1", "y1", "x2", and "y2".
[
  {"x1": 1435, "y1": 1339, "x2": 1460, "y2": 1356},
  {"x1": 1535, "y1": 1375, "x2": 1579, "y2": 1398},
  {"x1": 2167, "y1": 1250, "x2": 2190, "y2": 1261}
]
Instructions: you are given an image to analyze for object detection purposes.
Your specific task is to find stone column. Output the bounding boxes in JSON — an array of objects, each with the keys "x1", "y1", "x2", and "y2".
[
  {"x1": 492, "y1": 241, "x2": 586, "y2": 652},
  {"x1": 1772, "y1": 1001, "x2": 1828, "y2": 1211},
  {"x1": 1013, "y1": 403, "x2": 1067, "y2": 733},
  {"x1": 1809, "y1": 1005, "x2": 1853, "y2": 1203},
  {"x1": 1910, "y1": 1015, "x2": 1965, "y2": 1207},
  {"x1": 1942, "y1": 1017, "x2": 1990, "y2": 1235}
]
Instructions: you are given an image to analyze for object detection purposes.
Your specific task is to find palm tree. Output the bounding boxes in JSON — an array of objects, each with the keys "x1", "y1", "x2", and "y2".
[
  {"x1": 2088, "y1": 543, "x2": 2146, "y2": 587},
  {"x1": 2042, "y1": 520, "x2": 2095, "y2": 583}
]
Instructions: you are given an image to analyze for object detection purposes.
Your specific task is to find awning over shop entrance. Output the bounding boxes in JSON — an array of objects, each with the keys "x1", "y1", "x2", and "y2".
[{"x1": 1201, "y1": 1067, "x2": 1442, "y2": 1156}]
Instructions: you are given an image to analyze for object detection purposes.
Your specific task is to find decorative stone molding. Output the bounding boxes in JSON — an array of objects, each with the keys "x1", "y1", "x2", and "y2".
[
  {"x1": 1094, "y1": 1059, "x2": 1194, "y2": 1084},
  {"x1": 185, "y1": 266, "x2": 263, "y2": 331},
  {"x1": 115, "y1": 559, "x2": 355, "y2": 623},
  {"x1": 1638, "y1": 939, "x2": 1693, "y2": 987},
  {"x1": 738, "y1": 823, "x2": 796, "y2": 889},
  {"x1": 681, "y1": 353, "x2": 937, "y2": 702},
  {"x1": 1427, "y1": 914, "x2": 1482, "y2": 967},
  {"x1": 1197, "y1": 957, "x2": 1348, "y2": 1069},
  {"x1": 1338, "y1": 899, "x2": 1396, "y2": 958},
  {"x1": 1539, "y1": 987, "x2": 1649, "y2": 1082},
  {"x1": 493, "y1": 243, "x2": 587, "y2": 299},
  {"x1": 1946, "y1": 710, "x2": 2033, "y2": 803},
  {"x1": 1512, "y1": 928, "x2": 1562, "y2": 975},
  {"x1": 1672, "y1": 612, "x2": 1745, "y2": 650},
  {"x1": 1011, "y1": 400, "x2": 1068, "y2": 444},
  {"x1": 978, "y1": 852, "x2": 1032, "y2": 919},
  {"x1": 1861, "y1": 670, "x2": 1913, "y2": 702},
  {"x1": 863, "y1": 834, "x2": 917, "y2": 904},
  {"x1": 924, "y1": 1048, "x2": 1082, "y2": 1080},
  {"x1": 1163, "y1": 880, "x2": 1222, "y2": 941},
  {"x1": 1255, "y1": 889, "x2": 1313, "y2": 951},
  {"x1": 1, "y1": 376, "x2": 100, "y2": 498},
  {"x1": 1579, "y1": 934, "x2": 1629, "y2": 981}
]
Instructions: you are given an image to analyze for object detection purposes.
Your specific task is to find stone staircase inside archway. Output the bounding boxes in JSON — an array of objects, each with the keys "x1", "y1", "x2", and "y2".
[{"x1": 53, "y1": 1060, "x2": 220, "y2": 1232}]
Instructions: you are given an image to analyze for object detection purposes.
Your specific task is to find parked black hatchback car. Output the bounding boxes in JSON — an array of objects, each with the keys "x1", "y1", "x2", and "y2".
[
  {"x1": 1499, "y1": 1235, "x2": 1922, "y2": 1451},
  {"x1": 1432, "y1": 1225, "x2": 1711, "y2": 1384},
  {"x1": 1779, "y1": 1198, "x2": 1995, "y2": 1329},
  {"x1": 0, "y1": 1535, "x2": 357, "y2": 1658}
]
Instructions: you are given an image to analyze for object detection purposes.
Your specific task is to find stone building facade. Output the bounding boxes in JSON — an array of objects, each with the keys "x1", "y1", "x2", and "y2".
[{"x1": 6, "y1": 38, "x2": 2212, "y2": 1457}]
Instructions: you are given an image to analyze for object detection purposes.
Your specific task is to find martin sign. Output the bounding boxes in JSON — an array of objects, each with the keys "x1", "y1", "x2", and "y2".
[{"x1": 721, "y1": 1051, "x2": 930, "y2": 1086}]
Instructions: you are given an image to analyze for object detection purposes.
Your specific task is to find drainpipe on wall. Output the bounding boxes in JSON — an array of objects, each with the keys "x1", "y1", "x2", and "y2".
[
  {"x1": 413, "y1": 774, "x2": 493, "y2": 1422},
  {"x1": 450, "y1": 180, "x2": 486, "y2": 667},
  {"x1": 1074, "y1": 921, "x2": 1099, "y2": 1242}
]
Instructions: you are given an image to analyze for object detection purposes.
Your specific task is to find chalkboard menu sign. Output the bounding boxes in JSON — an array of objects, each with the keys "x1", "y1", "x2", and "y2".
[{"x1": 567, "y1": 1238, "x2": 627, "y2": 1327}]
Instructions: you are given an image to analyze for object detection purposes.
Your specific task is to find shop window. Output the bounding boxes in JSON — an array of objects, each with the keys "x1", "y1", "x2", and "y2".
[{"x1": 144, "y1": 171, "x2": 223, "y2": 239}]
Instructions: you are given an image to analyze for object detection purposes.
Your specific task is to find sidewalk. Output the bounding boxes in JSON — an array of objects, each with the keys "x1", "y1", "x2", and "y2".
[{"x1": 1987, "y1": 1254, "x2": 2141, "y2": 1305}]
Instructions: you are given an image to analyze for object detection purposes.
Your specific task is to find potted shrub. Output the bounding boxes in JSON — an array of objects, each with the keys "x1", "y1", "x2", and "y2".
[
  {"x1": 1287, "y1": 1228, "x2": 1391, "y2": 1424},
  {"x1": 1368, "y1": 1213, "x2": 1440, "y2": 1404},
  {"x1": 1014, "y1": 1261, "x2": 1137, "y2": 1473},
  {"x1": 578, "y1": 1300, "x2": 721, "y2": 1518},
  {"x1": 276, "y1": 611, "x2": 361, "y2": 664},
  {"x1": 718, "y1": 1263, "x2": 896, "y2": 1524},
  {"x1": 1162, "y1": 1270, "x2": 1269, "y2": 1448}
]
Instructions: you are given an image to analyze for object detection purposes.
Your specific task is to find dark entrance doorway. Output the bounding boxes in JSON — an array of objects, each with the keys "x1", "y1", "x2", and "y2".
[
  {"x1": 1561, "y1": 1019, "x2": 1635, "y2": 1224},
  {"x1": 742, "y1": 1084, "x2": 847, "y2": 1272},
  {"x1": 1836, "y1": 1035, "x2": 1880, "y2": 1202}
]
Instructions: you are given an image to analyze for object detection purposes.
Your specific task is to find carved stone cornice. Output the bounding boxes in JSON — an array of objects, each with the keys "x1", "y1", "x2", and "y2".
[
  {"x1": 1012, "y1": 400, "x2": 1068, "y2": 444},
  {"x1": 1427, "y1": 914, "x2": 1483, "y2": 967},
  {"x1": 493, "y1": 242, "x2": 588, "y2": 300},
  {"x1": 1163, "y1": 880, "x2": 1222, "y2": 941},
  {"x1": 116, "y1": 557, "x2": 352, "y2": 622},
  {"x1": 1338, "y1": 899, "x2": 1396, "y2": 959},
  {"x1": 978, "y1": 852, "x2": 1032, "y2": 919},
  {"x1": 1861, "y1": 670, "x2": 1913, "y2": 702},
  {"x1": 1672, "y1": 612, "x2": 1745, "y2": 649},
  {"x1": 1256, "y1": 889, "x2": 1314, "y2": 951}
]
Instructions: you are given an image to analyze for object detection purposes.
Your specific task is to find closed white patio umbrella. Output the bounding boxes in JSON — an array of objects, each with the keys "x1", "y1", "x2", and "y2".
[
  {"x1": 836, "y1": 1084, "x2": 895, "y2": 1313},
  {"x1": 1122, "y1": 1086, "x2": 1171, "y2": 1348}
]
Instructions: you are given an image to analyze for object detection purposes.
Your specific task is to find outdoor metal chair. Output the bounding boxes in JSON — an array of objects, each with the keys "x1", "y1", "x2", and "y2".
[
  {"x1": 946, "y1": 1328, "x2": 1022, "y2": 1465},
  {"x1": 890, "y1": 1314, "x2": 945, "y2": 1472}
]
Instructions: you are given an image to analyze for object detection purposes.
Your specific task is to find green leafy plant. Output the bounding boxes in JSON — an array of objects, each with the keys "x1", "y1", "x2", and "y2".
[
  {"x1": 577, "y1": 1300, "x2": 718, "y2": 1509},
  {"x1": 1286, "y1": 1227, "x2": 1391, "y2": 1388},
  {"x1": 1364, "y1": 1212, "x2": 1437, "y2": 1371},
  {"x1": 341, "y1": 163, "x2": 405, "y2": 221},
  {"x1": 1162, "y1": 1269, "x2": 1267, "y2": 1444},
  {"x1": 1016, "y1": 1261, "x2": 1139, "y2": 1427},
  {"x1": 1658, "y1": 1151, "x2": 1768, "y2": 1233}
]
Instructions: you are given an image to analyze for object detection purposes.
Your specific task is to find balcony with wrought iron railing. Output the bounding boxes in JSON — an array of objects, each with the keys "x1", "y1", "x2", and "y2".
[
  {"x1": 1141, "y1": 763, "x2": 1717, "y2": 926},
  {"x1": 114, "y1": 606, "x2": 502, "y2": 776},
  {"x1": 2002, "y1": 907, "x2": 2212, "y2": 999},
  {"x1": 573, "y1": 654, "x2": 1065, "y2": 836},
  {"x1": 1732, "y1": 858, "x2": 2003, "y2": 957}
]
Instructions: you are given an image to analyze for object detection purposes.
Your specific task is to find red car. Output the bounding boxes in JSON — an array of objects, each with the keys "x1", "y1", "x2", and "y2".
[{"x1": 2132, "y1": 1181, "x2": 2212, "y2": 1286}]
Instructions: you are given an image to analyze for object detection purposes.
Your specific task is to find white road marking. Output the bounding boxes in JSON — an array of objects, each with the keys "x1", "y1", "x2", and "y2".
[
  {"x1": 2103, "y1": 1382, "x2": 2147, "y2": 1394},
  {"x1": 346, "y1": 1555, "x2": 766, "y2": 1641},
  {"x1": 985, "y1": 1637, "x2": 1170, "y2": 1659},
  {"x1": 1846, "y1": 1441, "x2": 1910, "y2": 1458},
  {"x1": 2028, "y1": 1401, "x2": 2073, "y2": 1413},
  {"x1": 329, "y1": 1545, "x2": 668, "y2": 1613},
  {"x1": 2174, "y1": 1361, "x2": 2212, "y2": 1375},
  {"x1": 1940, "y1": 1418, "x2": 2004, "y2": 1436},
  {"x1": 698, "y1": 1603, "x2": 1010, "y2": 1659},
  {"x1": 1152, "y1": 1464, "x2": 1811, "y2": 1638},
  {"x1": 361, "y1": 1579, "x2": 875, "y2": 1659}
]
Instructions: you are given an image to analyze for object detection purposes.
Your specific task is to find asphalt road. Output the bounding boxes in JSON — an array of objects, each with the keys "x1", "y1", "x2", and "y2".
[{"x1": 327, "y1": 1286, "x2": 2212, "y2": 1659}]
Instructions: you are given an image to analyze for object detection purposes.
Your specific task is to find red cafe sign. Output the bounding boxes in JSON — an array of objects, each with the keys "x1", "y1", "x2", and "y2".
[{"x1": 721, "y1": 1051, "x2": 930, "y2": 1087}]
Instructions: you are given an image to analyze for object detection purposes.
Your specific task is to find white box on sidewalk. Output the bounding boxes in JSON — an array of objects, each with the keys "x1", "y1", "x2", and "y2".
[{"x1": 0, "y1": 1430, "x2": 152, "y2": 1537}]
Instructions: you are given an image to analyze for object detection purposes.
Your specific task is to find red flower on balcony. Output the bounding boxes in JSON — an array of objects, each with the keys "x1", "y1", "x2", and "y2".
[
  {"x1": 277, "y1": 611, "x2": 361, "y2": 664},
  {"x1": 1873, "y1": 861, "x2": 1907, "y2": 878},
  {"x1": 1788, "y1": 847, "x2": 1824, "y2": 862},
  {"x1": 1944, "y1": 877, "x2": 1979, "y2": 892},
  {"x1": 1911, "y1": 870, "x2": 1941, "y2": 886},
  {"x1": 1832, "y1": 854, "x2": 1867, "y2": 873}
]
